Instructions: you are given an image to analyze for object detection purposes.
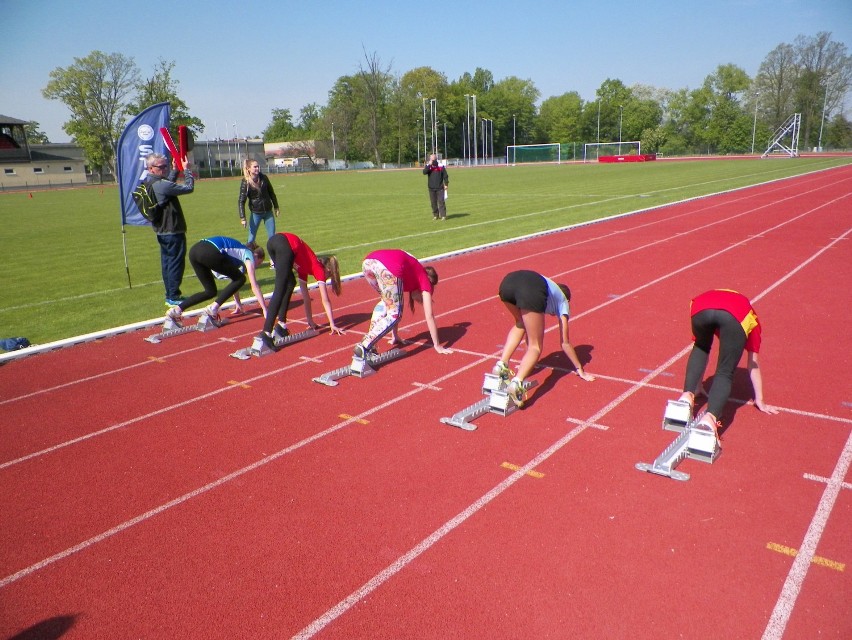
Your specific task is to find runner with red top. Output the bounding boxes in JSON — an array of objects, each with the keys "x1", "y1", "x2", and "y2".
[
  {"x1": 678, "y1": 289, "x2": 779, "y2": 445},
  {"x1": 256, "y1": 232, "x2": 344, "y2": 351}
]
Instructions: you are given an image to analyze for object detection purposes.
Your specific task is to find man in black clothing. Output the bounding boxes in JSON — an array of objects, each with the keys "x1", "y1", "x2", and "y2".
[{"x1": 423, "y1": 153, "x2": 449, "y2": 220}]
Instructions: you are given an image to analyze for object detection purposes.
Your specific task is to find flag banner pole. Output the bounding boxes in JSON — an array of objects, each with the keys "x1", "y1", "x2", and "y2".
[{"x1": 115, "y1": 102, "x2": 172, "y2": 288}]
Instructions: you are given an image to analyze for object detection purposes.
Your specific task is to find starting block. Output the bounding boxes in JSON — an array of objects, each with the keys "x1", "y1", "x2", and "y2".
[
  {"x1": 145, "y1": 314, "x2": 223, "y2": 344},
  {"x1": 440, "y1": 374, "x2": 537, "y2": 431},
  {"x1": 229, "y1": 328, "x2": 318, "y2": 360},
  {"x1": 662, "y1": 399, "x2": 692, "y2": 432},
  {"x1": 312, "y1": 347, "x2": 404, "y2": 386},
  {"x1": 635, "y1": 399, "x2": 721, "y2": 481}
]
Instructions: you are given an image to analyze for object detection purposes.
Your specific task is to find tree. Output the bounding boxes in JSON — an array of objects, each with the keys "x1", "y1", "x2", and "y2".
[
  {"x1": 262, "y1": 108, "x2": 295, "y2": 142},
  {"x1": 125, "y1": 59, "x2": 203, "y2": 139},
  {"x1": 43, "y1": 51, "x2": 140, "y2": 180},
  {"x1": 755, "y1": 33, "x2": 852, "y2": 147},
  {"x1": 702, "y1": 64, "x2": 752, "y2": 153},
  {"x1": 486, "y1": 76, "x2": 540, "y2": 153},
  {"x1": 538, "y1": 92, "x2": 583, "y2": 144},
  {"x1": 793, "y1": 32, "x2": 852, "y2": 147},
  {"x1": 24, "y1": 121, "x2": 49, "y2": 144},
  {"x1": 298, "y1": 103, "x2": 322, "y2": 133},
  {"x1": 358, "y1": 48, "x2": 393, "y2": 165},
  {"x1": 323, "y1": 77, "x2": 361, "y2": 164}
]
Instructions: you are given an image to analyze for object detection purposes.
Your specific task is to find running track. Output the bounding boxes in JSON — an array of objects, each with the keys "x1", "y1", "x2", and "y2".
[{"x1": 1, "y1": 165, "x2": 850, "y2": 639}]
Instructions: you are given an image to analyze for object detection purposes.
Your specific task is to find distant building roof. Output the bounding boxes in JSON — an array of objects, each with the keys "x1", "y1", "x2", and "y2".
[
  {"x1": 29, "y1": 149, "x2": 76, "y2": 161},
  {"x1": 0, "y1": 115, "x2": 29, "y2": 125}
]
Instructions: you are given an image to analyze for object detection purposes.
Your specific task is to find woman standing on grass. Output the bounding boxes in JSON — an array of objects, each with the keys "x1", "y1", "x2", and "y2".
[
  {"x1": 352, "y1": 249, "x2": 452, "y2": 359},
  {"x1": 237, "y1": 159, "x2": 279, "y2": 249},
  {"x1": 166, "y1": 236, "x2": 267, "y2": 326},
  {"x1": 492, "y1": 270, "x2": 595, "y2": 407},
  {"x1": 256, "y1": 232, "x2": 344, "y2": 350}
]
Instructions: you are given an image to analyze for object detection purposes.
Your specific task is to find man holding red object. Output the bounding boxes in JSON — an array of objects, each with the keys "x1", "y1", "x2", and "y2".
[{"x1": 143, "y1": 152, "x2": 195, "y2": 306}]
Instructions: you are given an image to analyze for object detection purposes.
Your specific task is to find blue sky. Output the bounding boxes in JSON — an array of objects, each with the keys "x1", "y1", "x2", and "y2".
[{"x1": 2, "y1": 0, "x2": 850, "y2": 142}]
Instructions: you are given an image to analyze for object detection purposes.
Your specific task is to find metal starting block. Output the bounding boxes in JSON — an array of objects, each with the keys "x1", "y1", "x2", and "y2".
[
  {"x1": 145, "y1": 314, "x2": 223, "y2": 344},
  {"x1": 635, "y1": 400, "x2": 721, "y2": 481},
  {"x1": 229, "y1": 328, "x2": 318, "y2": 360},
  {"x1": 312, "y1": 347, "x2": 405, "y2": 387},
  {"x1": 440, "y1": 375, "x2": 537, "y2": 431},
  {"x1": 662, "y1": 399, "x2": 692, "y2": 432}
]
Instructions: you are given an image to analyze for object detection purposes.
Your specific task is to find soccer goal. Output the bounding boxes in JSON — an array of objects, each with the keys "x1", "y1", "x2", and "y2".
[
  {"x1": 583, "y1": 141, "x2": 641, "y2": 162},
  {"x1": 507, "y1": 143, "x2": 561, "y2": 165}
]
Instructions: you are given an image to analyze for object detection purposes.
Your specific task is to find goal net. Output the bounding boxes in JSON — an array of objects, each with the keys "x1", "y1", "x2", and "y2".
[
  {"x1": 583, "y1": 141, "x2": 641, "y2": 162},
  {"x1": 507, "y1": 143, "x2": 561, "y2": 165}
]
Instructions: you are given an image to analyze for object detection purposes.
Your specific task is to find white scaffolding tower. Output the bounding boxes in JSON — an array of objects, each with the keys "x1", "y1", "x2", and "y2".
[{"x1": 761, "y1": 113, "x2": 801, "y2": 158}]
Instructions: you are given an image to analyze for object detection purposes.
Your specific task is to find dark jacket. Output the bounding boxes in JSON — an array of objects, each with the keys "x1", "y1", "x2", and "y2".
[
  {"x1": 150, "y1": 169, "x2": 194, "y2": 235},
  {"x1": 238, "y1": 173, "x2": 279, "y2": 220},
  {"x1": 423, "y1": 163, "x2": 449, "y2": 190}
]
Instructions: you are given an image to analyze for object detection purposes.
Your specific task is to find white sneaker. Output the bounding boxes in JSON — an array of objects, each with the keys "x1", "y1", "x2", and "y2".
[
  {"x1": 492, "y1": 361, "x2": 511, "y2": 380},
  {"x1": 204, "y1": 304, "x2": 223, "y2": 327},
  {"x1": 507, "y1": 379, "x2": 527, "y2": 407}
]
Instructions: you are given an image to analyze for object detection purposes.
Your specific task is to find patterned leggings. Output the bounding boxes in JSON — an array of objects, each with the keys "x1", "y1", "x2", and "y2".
[{"x1": 360, "y1": 258, "x2": 404, "y2": 349}]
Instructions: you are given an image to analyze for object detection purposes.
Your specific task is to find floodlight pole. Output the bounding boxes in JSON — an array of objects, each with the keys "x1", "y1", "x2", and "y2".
[
  {"x1": 464, "y1": 94, "x2": 470, "y2": 165},
  {"x1": 443, "y1": 122, "x2": 447, "y2": 160},
  {"x1": 597, "y1": 99, "x2": 601, "y2": 144},
  {"x1": 817, "y1": 86, "x2": 828, "y2": 151},
  {"x1": 751, "y1": 92, "x2": 759, "y2": 155},
  {"x1": 472, "y1": 94, "x2": 477, "y2": 166},
  {"x1": 332, "y1": 122, "x2": 336, "y2": 169},
  {"x1": 489, "y1": 119, "x2": 494, "y2": 165},
  {"x1": 430, "y1": 98, "x2": 438, "y2": 155},
  {"x1": 422, "y1": 98, "x2": 428, "y2": 160},
  {"x1": 618, "y1": 106, "x2": 624, "y2": 155}
]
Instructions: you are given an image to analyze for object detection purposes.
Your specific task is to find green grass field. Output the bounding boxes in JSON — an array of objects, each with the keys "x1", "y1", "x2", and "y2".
[{"x1": 2, "y1": 156, "x2": 849, "y2": 345}]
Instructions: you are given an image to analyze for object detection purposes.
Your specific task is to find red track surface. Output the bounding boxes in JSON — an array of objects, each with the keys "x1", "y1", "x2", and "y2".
[{"x1": 2, "y1": 166, "x2": 850, "y2": 639}]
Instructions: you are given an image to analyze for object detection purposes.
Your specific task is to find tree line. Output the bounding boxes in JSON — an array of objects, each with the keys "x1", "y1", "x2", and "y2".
[{"x1": 40, "y1": 32, "x2": 851, "y2": 175}]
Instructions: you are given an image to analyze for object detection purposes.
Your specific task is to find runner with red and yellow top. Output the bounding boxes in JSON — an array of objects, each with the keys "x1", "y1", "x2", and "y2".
[{"x1": 679, "y1": 289, "x2": 779, "y2": 445}]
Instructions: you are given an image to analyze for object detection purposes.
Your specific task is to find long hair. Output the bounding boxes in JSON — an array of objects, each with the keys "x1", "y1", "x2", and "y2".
[
  {"x1": 242, "y1": 158, "x2": 261, "y2": 191},
  {"x1": 319, "y1": 255, "x2": 342, "y2": 296},
  {"x1": 410, "y1": 266, "x2": 439, "y2": 312}
]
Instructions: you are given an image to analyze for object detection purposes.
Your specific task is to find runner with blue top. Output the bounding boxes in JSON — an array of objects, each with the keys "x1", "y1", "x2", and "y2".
[{"x1": 165, "y1": 236, "x2": 268, "y2": 326}]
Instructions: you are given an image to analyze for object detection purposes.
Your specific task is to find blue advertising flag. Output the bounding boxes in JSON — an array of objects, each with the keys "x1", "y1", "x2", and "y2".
[{"x1": 116, "y1": 102, "x2": 171, "y2": 226}]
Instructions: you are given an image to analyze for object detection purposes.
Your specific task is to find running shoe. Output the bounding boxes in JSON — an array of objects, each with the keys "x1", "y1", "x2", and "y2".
[
  {"x1": 204, "y1": 304, "x2": 223, "y2": 327},
  {"x1": 165, "y1": 305, "x2": 183, "y2": 327},
  {"x1": 491, "y1": 361, "x2": 512, "y2": 380},
  {"x1": 694, "y1": 414, "x2": 722, "y2": 447},
  {"x1": 353, "y1": 343, "x2": 375, "y2": 360},
  {"x1": 273, "y1": 323, "x2": 290, "y2": 339},
  {"x1": 165, "y1": 296, "x2": 186, "y2": 307},
  {"x1": 507, "y1": 379, "x2": 527, "y2": 408},
  {"x1": 258, "y1": 331, "x2": 278, "y2": 352}
]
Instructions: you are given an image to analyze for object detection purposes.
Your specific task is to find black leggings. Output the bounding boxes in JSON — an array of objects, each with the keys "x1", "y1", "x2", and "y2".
[
  {"x1": 683, "y1": 308, "x2": 747, "y2": 418},
  {"x1": 180, "y1": 241, "x2": 246, "y2": 311},
  {"x1": 263, "y1": 234, "x2": 297, "y2": 334}
]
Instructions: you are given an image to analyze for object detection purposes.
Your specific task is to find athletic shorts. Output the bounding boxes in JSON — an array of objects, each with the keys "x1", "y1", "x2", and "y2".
[{"x1": 498, "y1": 270, "x2": 548, "y2": 313}]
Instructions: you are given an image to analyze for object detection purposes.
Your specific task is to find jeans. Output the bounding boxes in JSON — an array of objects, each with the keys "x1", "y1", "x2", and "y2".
[
  {"x1": 157, "y1": 232, "x2": 187, "y2": 300},
  {"x1": 247, "y1": 211, "x2": 276, "y2": 245}
]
